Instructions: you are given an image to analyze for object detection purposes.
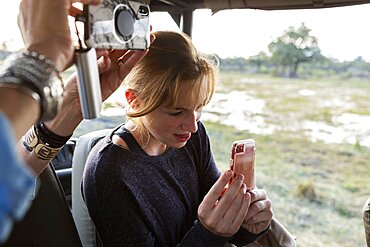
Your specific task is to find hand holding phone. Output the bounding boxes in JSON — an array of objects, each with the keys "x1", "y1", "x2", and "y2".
[{"x1": 230, "y1": 139, "x2": 256, "y2": 189}]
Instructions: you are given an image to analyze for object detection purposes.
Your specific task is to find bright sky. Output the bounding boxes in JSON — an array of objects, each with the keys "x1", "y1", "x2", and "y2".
[{"x1": 2, "y1": 1, "x2": 370, "y2": 62}]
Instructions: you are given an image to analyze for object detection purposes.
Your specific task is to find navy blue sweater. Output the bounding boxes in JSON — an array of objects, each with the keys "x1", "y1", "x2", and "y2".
[{"x1": 83, "y1": 122, "x2": 264, "y2": 246}]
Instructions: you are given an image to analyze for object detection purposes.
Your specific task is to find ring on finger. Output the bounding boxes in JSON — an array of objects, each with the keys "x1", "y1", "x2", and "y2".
[{"x1": 115, "y1": 59, "x2": 124, "y2": 67}]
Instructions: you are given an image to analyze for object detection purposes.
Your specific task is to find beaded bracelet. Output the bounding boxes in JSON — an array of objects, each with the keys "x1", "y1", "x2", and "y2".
[{"x1": 36, "y1": 122, "x2": 72, "y2": 148}]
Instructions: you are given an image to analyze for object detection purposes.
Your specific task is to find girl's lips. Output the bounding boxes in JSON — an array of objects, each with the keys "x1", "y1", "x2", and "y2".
[{"x1": 174, "y1": 133, "x2": 191, "y2": 142}]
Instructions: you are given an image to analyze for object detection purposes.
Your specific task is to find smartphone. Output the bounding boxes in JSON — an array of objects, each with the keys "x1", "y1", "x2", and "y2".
[
  {"x1": 229, "y1": 139, "x2": 256, "y2": 189},
  {"x1": 82, "y1": 0, "x2": 150, "y2": 50}
]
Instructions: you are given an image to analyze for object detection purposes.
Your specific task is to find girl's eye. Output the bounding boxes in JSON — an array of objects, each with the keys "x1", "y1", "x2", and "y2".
[
  {"x1": 195, "y1": 105, "x2": 204, "y2": 112},
  {"x1": 168, "y1": 111, "x2": 182, "y2": 116}
]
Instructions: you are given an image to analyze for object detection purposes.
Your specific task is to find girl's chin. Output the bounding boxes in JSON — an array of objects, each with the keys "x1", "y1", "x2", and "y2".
[{"x1": 171, "y1": 141, "x2": 187, "y2": 149}]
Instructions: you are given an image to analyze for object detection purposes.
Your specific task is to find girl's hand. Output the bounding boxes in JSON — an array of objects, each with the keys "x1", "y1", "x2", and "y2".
[
  {"x1": 241, "y1": 188, "x2": 273, "y2": 234},
  {"x1": 198, "y1": 170, "x2": 251, "y2": 237}
]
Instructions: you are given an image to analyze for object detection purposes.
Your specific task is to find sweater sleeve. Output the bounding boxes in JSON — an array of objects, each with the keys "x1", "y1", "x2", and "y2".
[
  {"x1": 177, "y1": 220, "x2": 267, "y2": 247},
  {"x1": 229, "y1": 226, "x2": 270, "y2": 246},
  {"x1": 194, "y1": 122, "x2": 221, "y2": 199},
  {"x1": 176, "y1": 220, "x2": 228, "y2": 247}
]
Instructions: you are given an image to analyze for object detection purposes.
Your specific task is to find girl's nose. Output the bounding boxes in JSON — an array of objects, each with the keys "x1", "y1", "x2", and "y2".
[{"x1": 182, "y1": 111, "x2": 201, "y2": 133}]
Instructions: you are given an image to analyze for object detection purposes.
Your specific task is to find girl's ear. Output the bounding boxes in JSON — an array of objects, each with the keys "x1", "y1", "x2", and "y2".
[{"x1": 125, "y1": 89, "x2": 140, "y2": 109}]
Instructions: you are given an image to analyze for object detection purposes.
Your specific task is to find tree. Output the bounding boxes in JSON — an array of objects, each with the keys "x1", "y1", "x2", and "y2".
[
  {"x1": 268, "y1": 23, "x2": 321, "y2": 77},
  {"x1": 219, "y1": 56, "x2": 248, "y2": 71},
  {"x1": 249, "y1": 51, "x2": 269, "y2": 73}
]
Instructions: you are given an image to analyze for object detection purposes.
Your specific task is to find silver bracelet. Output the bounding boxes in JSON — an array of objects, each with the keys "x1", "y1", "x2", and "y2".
[{"x1": 0, "y1": 51, "x2": 64, "y2": 121}]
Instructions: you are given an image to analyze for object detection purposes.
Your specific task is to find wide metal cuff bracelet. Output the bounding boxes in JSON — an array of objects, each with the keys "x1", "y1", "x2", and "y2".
[
  {"x1": 0, "y1": 51, "x2": 64, "y2": 121},
  {"x1": 23, "y1": 125, "x2": 63, "y2": 160}
]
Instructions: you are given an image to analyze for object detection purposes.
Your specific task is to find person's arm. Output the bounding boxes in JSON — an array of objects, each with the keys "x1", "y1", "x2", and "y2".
[
  {"x1": 0, "y1": 0, "x2": 102, "y2": 244},
  {"x1": 0, "y1": 88, "x2": 39, "y2": 140},
  {"x1": 0, "y1": 0, "x2": 103, "y2": 140},
  {"x1": 18, "y1": 49, "x2": 149, "y2": 176},
  {"x1": 13, "y1": 0, "x2": 152, "y2": 175},
  {"x1": 0, "y1": 112, "x2": 35, "y2": 243}
]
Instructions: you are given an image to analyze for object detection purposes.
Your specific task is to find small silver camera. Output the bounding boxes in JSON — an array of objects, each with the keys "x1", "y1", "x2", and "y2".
[
  {"x1": 74, "y1": 0, "x2": 149, "y2": 120},
  {"x1": 83, "y1": 0, "x2": 150, "y2": 50}
]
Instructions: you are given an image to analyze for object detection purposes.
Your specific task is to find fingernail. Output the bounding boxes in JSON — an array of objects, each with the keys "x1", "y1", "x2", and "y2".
[
  {"x1": 241, "y1": 183, "x2": 247, "y2": 193},
  {"x1": 102, "y1": 55, "x2": 109, "y2": 66},
  {"x1": 101, "y1": 60, "x2": 108, "y2": 69},
  {"x1": 237, "y1": 174, "x2": 244, "y2": 181},
  {"x1": 225, "y1": 170, "x2": 233, "y2": 177}
]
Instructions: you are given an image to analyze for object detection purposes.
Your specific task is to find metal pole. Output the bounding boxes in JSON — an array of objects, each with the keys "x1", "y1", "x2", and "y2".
[
  {"x1": 182, "y1": 10, "x2": 193, "y2": 38},
  {"x1": 169, "y1": 13, "x2": 181, "y2": 28}
]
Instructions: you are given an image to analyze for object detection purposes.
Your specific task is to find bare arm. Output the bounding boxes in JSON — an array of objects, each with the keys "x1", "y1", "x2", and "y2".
[
  {"x1": 15, "y1": 80, "x2": 82, "y2": 175},
  {"x1": 0, "y1": 88, "x2": 39, "y2": 140},
  {"x1": 18, "y1": 48, "x2": 150, "y2": 176},
  {"x1": 1, "y1": 0, "x2": 101, "y2": 151}
]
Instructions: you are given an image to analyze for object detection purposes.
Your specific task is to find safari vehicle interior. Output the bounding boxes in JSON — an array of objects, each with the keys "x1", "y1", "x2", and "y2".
[{"x1": 2, "y1": 0, "x2": 370, "y2": 246}]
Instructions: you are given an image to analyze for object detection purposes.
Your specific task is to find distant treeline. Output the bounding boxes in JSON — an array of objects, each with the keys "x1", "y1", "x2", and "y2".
[
  {"x1": 218, "y1": 55, "x2": 370, "y2": 80},
  {"x1": 216, "y1": 23, "x2": 370, "y2": 80},
  {"x1": 2, "y1": 23, "x2": 369, "y2": 80}
]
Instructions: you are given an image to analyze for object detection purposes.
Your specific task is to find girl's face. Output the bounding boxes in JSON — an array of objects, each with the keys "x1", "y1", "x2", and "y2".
[{"x1": 142, "y1": 79, "x2": 208, "y2": 150}]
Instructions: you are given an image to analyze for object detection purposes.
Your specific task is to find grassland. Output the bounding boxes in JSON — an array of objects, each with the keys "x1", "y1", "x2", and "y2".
[
  {"x1": 207, "y1": 120, "x2": 369, "y2": 246},
  {"x1": 206, "y1": 72, "x2": 370, "y2": 247}
]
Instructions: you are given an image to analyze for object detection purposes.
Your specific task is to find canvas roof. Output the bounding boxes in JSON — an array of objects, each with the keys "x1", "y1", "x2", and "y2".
[{"x1": 149, "y1": 0, "x2": 370, "y2": 13}]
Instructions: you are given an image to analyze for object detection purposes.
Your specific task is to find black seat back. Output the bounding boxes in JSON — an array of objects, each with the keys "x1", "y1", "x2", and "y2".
[{"x1": 0, "y1": 164, "x2": 82, "y2": 247}]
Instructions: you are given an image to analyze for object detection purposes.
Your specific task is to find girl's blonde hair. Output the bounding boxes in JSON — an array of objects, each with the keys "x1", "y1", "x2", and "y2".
[{"x1": 125, "y1": 31, "x2": 217, "y2": 118}]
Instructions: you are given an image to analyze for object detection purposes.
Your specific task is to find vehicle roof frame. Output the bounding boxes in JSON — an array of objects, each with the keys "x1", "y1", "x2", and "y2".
[{"x1": 148, "y1": 0, "x2": 370, "y2": 37}]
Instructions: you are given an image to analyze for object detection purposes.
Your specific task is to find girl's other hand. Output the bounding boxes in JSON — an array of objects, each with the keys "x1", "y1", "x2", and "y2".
[{"x1": 198, "y1": 170, "x2": 251, "y2": 237}]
